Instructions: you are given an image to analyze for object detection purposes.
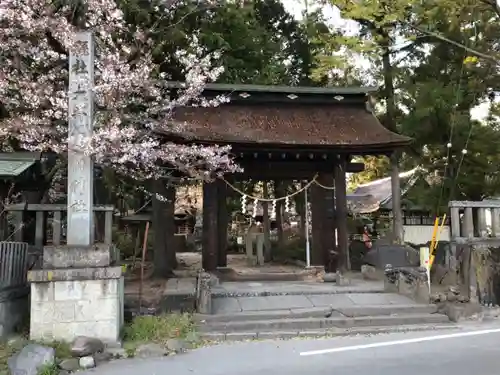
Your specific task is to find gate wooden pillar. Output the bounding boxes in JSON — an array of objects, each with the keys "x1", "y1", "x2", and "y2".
[
  {"x1": 311, "y1": 173, "x2": 336, "y2": 270},
  {"x1": 217, "y1": 179, "x2": 228, "y2": 267},
  {"x1": 334, "y1": 156, "x2": 349, "y2": 272},
  {"x1": 202, "y1": 180, "x2": 218, "y2": 271},
  {"x1": 310, "y1": 180, "x2": 326, "y2": 268}
]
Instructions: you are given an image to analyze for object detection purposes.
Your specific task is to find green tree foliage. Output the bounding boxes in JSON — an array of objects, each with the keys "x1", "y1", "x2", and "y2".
[
  {"x1": 323, "y1": 0, "x2": 500, "y2": 209},
  {"x1": 120, "y1": 0, "x2": 316, "y2": 85}
]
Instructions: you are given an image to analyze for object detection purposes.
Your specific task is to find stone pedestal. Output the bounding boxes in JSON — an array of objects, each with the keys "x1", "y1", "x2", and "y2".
[
  {"x1": 384, "y1": 266, "x2": 430, "y2": 303},
  {"x1": 28, "y1": 245, "x2": 123, "y2": 343}
]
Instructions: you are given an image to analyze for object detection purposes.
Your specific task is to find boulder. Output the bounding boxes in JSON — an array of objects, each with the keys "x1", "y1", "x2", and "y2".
[
  {"x1": 71, "y1": 336, "x2": 104, "y2": 357},
  {"x1": 364, "y1": 243, "x2": 419, "y2": 269},
  {"x1": 8, "y1": 344, "x2": 55, "y2": 375}
]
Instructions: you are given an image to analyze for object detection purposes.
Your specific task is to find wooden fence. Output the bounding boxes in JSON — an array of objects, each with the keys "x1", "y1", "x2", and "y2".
[
  {"x1": 5, "y1": 204, "x2": 114, "y2": 248},
  {"x1": 0, "y1": 242, "x2": 29, "y2": 290}
]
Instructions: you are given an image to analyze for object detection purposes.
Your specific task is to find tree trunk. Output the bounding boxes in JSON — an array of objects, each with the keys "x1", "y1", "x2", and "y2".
[{"x1": 382, "y1": 37, "x2": 403, "y2": 244}]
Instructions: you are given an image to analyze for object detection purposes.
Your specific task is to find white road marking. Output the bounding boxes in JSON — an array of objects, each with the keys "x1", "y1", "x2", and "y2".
[{"x1": 299, "y1": 327, "x2": 500, "y2": 356}]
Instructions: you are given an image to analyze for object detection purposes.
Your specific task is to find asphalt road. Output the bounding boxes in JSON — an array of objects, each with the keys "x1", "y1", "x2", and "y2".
[{"x1": 82, "y1": 323, "x2": 500, "y2": 375}]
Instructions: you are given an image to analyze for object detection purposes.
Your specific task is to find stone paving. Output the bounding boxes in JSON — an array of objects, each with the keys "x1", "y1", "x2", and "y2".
[
  {"x1": 212, "y1": 290, "x2": 419, "y2": 314},
  {"x1": 164, "y1": 277, "x2": 197, "y2": 295}
]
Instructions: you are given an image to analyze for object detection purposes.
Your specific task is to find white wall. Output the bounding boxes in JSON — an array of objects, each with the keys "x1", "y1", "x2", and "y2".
[{"x1": 403, "y1": 225, "x2": 450, "y2": 244}]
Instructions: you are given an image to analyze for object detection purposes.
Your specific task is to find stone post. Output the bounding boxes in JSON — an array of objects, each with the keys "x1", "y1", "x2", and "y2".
[{"x1": 28, "y1": 32, "x2": 123, "y2": 344}]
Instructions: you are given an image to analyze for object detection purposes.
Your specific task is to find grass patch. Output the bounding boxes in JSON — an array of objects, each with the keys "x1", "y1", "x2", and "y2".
[
  {"x1": 0, "y1": 341, "x2": 20, "y2": 375},
  {"x1": 40, "y1": 341, "x2": 72, "y2": 360},
  {"x1": 37, "y1": 363, "x2": 59, "y2": 375},
  {"x1": 123, "y1": 313, "x2": 196, "y2": 344}
]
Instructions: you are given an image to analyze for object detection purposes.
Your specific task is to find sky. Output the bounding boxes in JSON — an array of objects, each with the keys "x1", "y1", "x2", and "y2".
[{"x1": 280, "y1": 0, "x2": 491, "y2": 121}]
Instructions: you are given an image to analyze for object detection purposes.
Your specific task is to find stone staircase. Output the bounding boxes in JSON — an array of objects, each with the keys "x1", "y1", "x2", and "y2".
[{"x1": 195, "y1": 280, "x2": 454, "y2": 341}]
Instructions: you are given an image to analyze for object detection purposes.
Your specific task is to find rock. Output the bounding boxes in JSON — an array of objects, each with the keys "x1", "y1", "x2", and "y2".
[
  {"x1": 105, "y1": 347, "x2": 128, "y2": 359},
  {"x1": 335, "y1": 271, "x2": 351, "y2": 286},
  {"x1": 448, "y1": 285, "x2": 460, "y2": 295},
  {"x1": 430, "y1": 292, "x2": 446, "y2": 303},
  {"x1": 443, "y1": 303, "x2": 483, "y2": 322},
  {"x1": 166, "y1": 339, "x2": 188, "y2": 353},
  {"x1": 8, "y1": 344, "x2": 55, "y2": 375},
  {"x1": 79, "y1": 356, "x2": 96, "y2": 369},
  {"x1": 135, "y1": 343, "x2": 168, "y2": 358},
  {"x1": 59, "y1": 371, "x2": 71, "y2": 375},
  {"x1": 322, "y1": 273, "x2": 336, "y2": 283},
  {"x1": 59, "y1": 358, "x2": 80, "y2": 372},
  {"x1": 446, "y1": 292, "x2": 458, "y2": 302},
  {"x1": 361, "y1": 265, "x2": 378, "y2": 280},
  {"x1": 71, "y1": 336, "x2": 104, "y2": 357},
  {"x1": 94, "y1": 351, "x2": 113, "y2": 364},
  {"x1": 458, "y1": 295, "x2": 469, "y2": 303}
]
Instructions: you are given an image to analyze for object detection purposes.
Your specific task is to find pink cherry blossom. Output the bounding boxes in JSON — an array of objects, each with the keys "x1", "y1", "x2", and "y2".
[{"x1": 0, "y1": 0, "x2": 240, "y2": 184}]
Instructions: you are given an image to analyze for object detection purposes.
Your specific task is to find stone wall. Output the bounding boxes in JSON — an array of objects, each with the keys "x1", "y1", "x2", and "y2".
[
  {"x1": 30, "y1": 277, "x2": 124, "y2": 343},
  {"x1": 0, "y1": 287, "x2": 30, "y2": 337}
]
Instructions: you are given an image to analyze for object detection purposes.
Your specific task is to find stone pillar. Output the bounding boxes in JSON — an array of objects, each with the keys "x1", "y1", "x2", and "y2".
[
  {"x1": 28, "y1": 32, "x2": 123, "y2": 343},
  {"x1": 66, "y1": 33, "x2": 94, "y2": 246}
]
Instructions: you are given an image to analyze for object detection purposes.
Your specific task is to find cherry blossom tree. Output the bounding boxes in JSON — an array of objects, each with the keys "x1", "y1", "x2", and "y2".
[{"x1": 0, "y1": 0, "x2": 239, "y2": 183}]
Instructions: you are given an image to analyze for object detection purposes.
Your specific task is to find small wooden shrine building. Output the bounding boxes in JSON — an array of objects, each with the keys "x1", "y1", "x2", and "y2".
[{"x1": 157, "y1": 83, "x2": 411, "y2": 273}]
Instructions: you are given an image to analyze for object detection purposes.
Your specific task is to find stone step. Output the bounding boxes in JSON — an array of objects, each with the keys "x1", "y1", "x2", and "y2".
[
  {"x1": 200, "y1": 323, "x2": 459, "y2": 341},
  {"x1": 198, "y1": 313, "x2": 450, "y2": 333},
  {"x1": 195, "y1": 304, "x2": 439, "y2": 323},
  {"x1": 211, "y1": 285, "x2": 385, "y2": 298}
]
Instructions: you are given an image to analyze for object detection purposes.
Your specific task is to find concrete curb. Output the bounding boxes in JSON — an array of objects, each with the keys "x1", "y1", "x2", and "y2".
[{"x1": 200, "y1": 323, "x2": 460, "y2": 342}]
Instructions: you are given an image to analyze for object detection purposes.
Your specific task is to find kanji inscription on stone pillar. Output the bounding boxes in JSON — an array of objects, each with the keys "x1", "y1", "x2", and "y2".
[{"x1": 67, "y1": 32, "x2": 94, "y2": 246}]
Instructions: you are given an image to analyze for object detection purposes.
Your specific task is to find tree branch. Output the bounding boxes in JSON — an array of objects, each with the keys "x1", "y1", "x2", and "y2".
[{"x1": 404, "y1": 22, "x2": 499, "y2": 63}]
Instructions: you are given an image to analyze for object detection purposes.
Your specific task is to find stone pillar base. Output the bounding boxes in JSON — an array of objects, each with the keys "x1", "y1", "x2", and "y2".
[
  {"x1": 28, "y1": 267, "x2": 124, "y2": 343},
  {"x1": 43, "y1": 244, "x2": 119, "y2": 269}
]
